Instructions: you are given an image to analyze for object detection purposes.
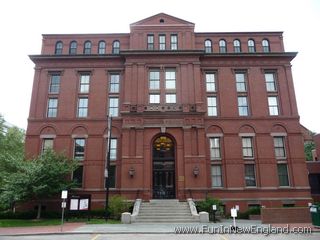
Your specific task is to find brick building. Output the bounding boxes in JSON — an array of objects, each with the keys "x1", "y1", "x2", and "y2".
[{"x1": 26, "y1": 13, "x2": 311, "y2": 211}]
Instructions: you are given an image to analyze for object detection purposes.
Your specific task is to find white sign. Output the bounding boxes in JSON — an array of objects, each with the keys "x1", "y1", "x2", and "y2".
[
  {"x1": 231, "y1": 208, "x2": 237, "y2": 217},
  {"x1": 310, "y1": 207, "x2": 317, "y2": 213},
  {"x1": 70, "y1": 199, "x2": 79, "y2": 210},
  {"x1": 61, "y1": 202, "x2": 67, "y2": 208},
  {"x1": 61, "y1": 190, "x2": 68, "y2": 199},
  {"x1": 212, "y1": 205, "x2": 217, "y2": 211},
  {"x1": 235, "y1": 205, "x2": 239, "y2": 211},
  {"x1": 79, "y1": 199, "x2": 89, "y2": 210}
]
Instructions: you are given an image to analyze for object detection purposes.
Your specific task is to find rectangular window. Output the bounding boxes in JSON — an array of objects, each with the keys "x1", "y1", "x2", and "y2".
[
  {"x1": 147, "y1": 34, "x2": 154, "y2": 50},
  {"x1": 73, "y1": 165, "x2": 83, "y2": 188},
  {"x1": 110, "y1": 139, "x2": 117, "y2": 160},
  {"x1": 265, "y1": 73, "x2": 277, "y2": 92},
  {"x1": 238, "y1": 96, "x2": 249, "y2": 116},
  {"x1": 207, "y1": 97, "x2": 217, "y2": 116},
  {"x1": 42, "y1": 138, "x2": 53, "y2": 153},
  {"x1": 149, "y1": 94, "x2": 160, "y2": 104},
  {"x1": 49, "y1": 74, "x2": 60, "y2": 93},
  {"x1": 149, "y1": 70, "x2": 160, "y2": 90},
  {"x1": 277, "y1": 164, "x2": 289, "y2": 186},
  {"x1": 170, "y1": 34, "x2": 178, "y2": 50},
  {"x1": 242, "y1": 137, "x2": 254, "y2": 158},
  {"x1": 47, "y1": 98, "x2": 58, "y2": 117},
  {"x1": 109, "y1": 74, "x2": 120, "y2": 93},
  {"x1": 105, "y1": 165, "x2": 116, "y2": 188},
  {"x1": 108, "y1": 97, "x2": 119, "y2": 117},
  {"x1": 79, "y1": 74, "x2": 90, "y2": 93},
  {"x1": 245, "y1": 164, "x2": 256, "y2": 187},
  {"x1": 206, "y1": 73, "x2": 216, "y2": 92},
  {"x1": 77, "y1": 98, "x2": 88, "y2": 117},
  {"x1": 74, "y1": 138, "x2": 85, "y2": 160},
  {"x1": 159, "y1": 34, "x2": 166, "y2": 50},
  {"x1": 235, "y1": 73, "x2": 246, "y2": 92},
  {"x1": 166, "y1": 94, "x2": 176, "y2": 103},
  {"x1": 274, "y1": 136, "x2": 286, "y2": 159},
  {"x1": 165, "y1": 69, "x2": 176, "y2": 89},
  {"x1": 211, "y1": 165, "x2": 222, "y2": 187},
  {"x1": 268, "y1": 96, "x2": 279, "y2": 116},
  {"x1": 210, "y1": 137, "x2": 221, "y2": 160}
]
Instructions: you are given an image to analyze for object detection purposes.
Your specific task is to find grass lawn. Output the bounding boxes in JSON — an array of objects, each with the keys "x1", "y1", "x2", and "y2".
[{"x1": 0, "y1": 218, "x2": 120, "y2": 227}]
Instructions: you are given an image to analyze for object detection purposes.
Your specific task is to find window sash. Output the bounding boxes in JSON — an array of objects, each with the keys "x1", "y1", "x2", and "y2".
[
  {"x1": 73, "y1": 166, "x2": 83, "y2": 188},
  {"x1": 165, "y1": 70, "x2": 176, "y2": 89},
  {"x1": 166, "y1": 94, "x2": 176, "y2": 103},
  {"x1": 79, "y1": 75, "x2": 90, "y2": 93},
  {"x1": 159, "y1": 35, "x2": 166, "y2": 50},
  {"x1": 78, "y1": 98, "x2": 88, "y2": 117},
  {"x1": 47, "y1": 98, "x2": 58, "y2": 117},
  {"x1": 49, "y1": 75, "x2": 60, "y2": 93},
  {"x1": 277, "y1": 164, "x2": 289, "y2": 186},
  {"x1": 207, "y1": 97, "x2": 217, "y2": 116},
  {"x1": 268, "y1": 97, "x2": 279, "y2": 115},
  {"x1": 149, "y1": 94, "x2": 160, "y2": 104},
  {"x1": 42, "y1": 139, "x2": 53, "y2": 153},
  {"x1": 110, "y1": 139, "x2": 117, "y2": 160},
  {"x1": 206, "y1": 73, "x2": 216, "y2": 92},
  {"x1": 211, "y1": 165, "x2": 222, "y2": 187},
  {"x1": 205, "y1": 40, "x2": 212, "y2": 53},
  {"x1": 74, "y1": 139, "x2": 85, "y2": 160},
  {"x1": 238, "y1": 97, "x2": 249, "y2": 116},
  {"x1": 265, "y1": 73, "x2": 276, "y2": 91},
  {"x1": 235, "y1": 73, "x2": 246, "y2": 92},
  {"x1": 105, "y1": 165, "x2": 116, "y2": 188},
  {"x1": 110, "y1": 74, "x2": 120, "y2": 93},
  {"x1": 84, "y1": 42, "x2": 91, "y2": 54},
  {"x1": 112, "y1": 41, "x2": 120, "y2": 54},
  {"x1": 170, "y1": 35, "x2": 178, "y2": 50},
  {"x1": 210, "y1": 138, "x2": 221, "y2": 159},
  {"x1": 274, "y1": 137, "x2": 286, "y2": 158},
  {"x1": 245, "y1": 164, "x2": 256, "y2": 186},
  {"x1": 242, "y1": 137, "x2": 254, "y2": 158},
  {"x1": 147, "y1": 35, "x2": 154, "y2": 50},
  {"x1": 108, "y1": 98, "x2": 119, "y2": 117},
  {"x1": 98, "y1": 41, "x2": 106, "y2": 54}
]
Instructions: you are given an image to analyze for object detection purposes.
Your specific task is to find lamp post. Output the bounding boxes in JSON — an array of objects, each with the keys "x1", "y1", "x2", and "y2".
[{"x1": 105, "y1": 116, "x2": 112, "y2": 221}]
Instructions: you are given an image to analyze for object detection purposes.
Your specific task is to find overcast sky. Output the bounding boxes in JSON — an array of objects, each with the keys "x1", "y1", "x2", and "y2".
[{"x1": 0, "y1": 0, "x2": 319, "y2": 133}]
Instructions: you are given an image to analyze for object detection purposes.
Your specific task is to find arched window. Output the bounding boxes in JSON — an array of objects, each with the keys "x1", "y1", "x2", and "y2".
[
  {"x1": 233, "y1": 39, "x2": 241, "y2": 53},
  {"x1": 219, "y1": 39, "x2": 227, "y2": 53},
  {"x1": 248, "y1": 39, "x2": 255, "y2": 53},
  {"x1": 112, "y1": 40, "x2": 120, "y2": 54},
  {"x1": 262, "y1": 39, "x2": 270, "y2": 52},
  {"x1": 83, "y1": 41, "x2": 92, "y2": 54},
  {"x1": 55, "y1": 41, "x2": 63, "y2": 55},
  {"x1": 69, "y1": 41, "x2": 77, "y2": 54},
  {"x1": 98, "y1": 41, "x2": 106, "y2": 54},
  {"x1": 204, "y1": 39, "x2": 212, "y2": 53}
]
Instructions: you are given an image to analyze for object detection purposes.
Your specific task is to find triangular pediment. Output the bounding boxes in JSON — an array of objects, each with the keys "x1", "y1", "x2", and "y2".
[{"x1": 130, "y1": 13, "x2": 194, "y2": 27}]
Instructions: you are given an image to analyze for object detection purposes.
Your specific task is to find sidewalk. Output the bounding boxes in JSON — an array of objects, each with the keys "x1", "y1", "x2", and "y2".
[{"x1": 0, "y1": 220, "x2": 319, "y2": 236}]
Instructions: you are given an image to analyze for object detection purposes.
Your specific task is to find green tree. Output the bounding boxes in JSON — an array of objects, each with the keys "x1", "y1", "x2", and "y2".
[
  {"x1": 1, "y1": 150, "x2": 78, "y2": 219},
  {"x1": 304, "y1": 141, "x2": 316, "y2": 161}
]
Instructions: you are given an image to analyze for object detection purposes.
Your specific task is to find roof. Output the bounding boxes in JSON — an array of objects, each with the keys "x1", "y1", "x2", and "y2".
[{"x1": 130, "y1": 13, "x2": 194, "y2": 27}]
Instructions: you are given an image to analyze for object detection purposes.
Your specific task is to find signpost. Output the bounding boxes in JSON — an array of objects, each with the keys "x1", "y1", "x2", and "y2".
[
  {"x1": 212, "y1": 205, "x2": 217, "y2": 223},
  {"x1": 61, "y1": 190, "x2": 68, "y2": 232},
  {"x1": 231, "y1": 207, "x2": 237, "y2": 230}
]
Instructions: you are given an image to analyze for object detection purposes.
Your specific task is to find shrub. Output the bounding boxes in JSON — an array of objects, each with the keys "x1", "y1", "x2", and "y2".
[
  {"x1": 196, "y1": 197, "x2": 223, "y2": 214},
  {"x1": 108, "y1": 195, "x2": 131, "y2": 220}
]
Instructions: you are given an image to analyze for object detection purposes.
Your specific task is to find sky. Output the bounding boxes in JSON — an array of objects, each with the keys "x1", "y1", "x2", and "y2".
[{"x1": 0, "y1": 0, "x2": 319, "y2": 133}]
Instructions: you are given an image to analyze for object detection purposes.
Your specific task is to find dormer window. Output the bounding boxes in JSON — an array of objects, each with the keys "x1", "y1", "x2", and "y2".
[
  {"x1": 262, "y1": 39, "x2": 270, "y2": 52},
  {"x1": 233, "y1": 39, "x2": 241, "y2": 53},
  {"x1": 219, "y1": 39, "x2": 227, "y2": 53},
  {"x1": 112, "y1": 40, "x2": 120, "y2": 54},
  {"x1": 98, "y1": 41, "x2": 106, "y2": 54},
  {"x1": 83, "y1": 41, "x2": 92, "y2": 54},
  {"x1": 205, "y1": 40, "x2": 212, "y2": 53},
  {"x1": 69, "y1": 41, "x2": 77, "y2": 54},
  {"x1": 248, "y1": 39, "x2": 255, "y2": 53},
  {"x1": 55, "y1": 41, "x2": 63, "y2": 55}
]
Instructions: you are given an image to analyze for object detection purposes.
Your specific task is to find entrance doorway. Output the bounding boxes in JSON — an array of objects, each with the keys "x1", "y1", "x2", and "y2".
[{"x1": 152, "y1": 136, "x2": 175, "y2": 199}]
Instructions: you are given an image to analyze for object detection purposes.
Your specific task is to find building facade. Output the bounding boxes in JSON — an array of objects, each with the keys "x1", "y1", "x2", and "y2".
[{"x1": 26, "y1": 13, "x2": 311, "y2": 211}]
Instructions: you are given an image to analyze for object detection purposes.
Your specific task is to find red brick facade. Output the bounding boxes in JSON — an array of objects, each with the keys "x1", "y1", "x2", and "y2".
[{"x1": 26, "y1": 13, "x2": 311, "y2": 211}]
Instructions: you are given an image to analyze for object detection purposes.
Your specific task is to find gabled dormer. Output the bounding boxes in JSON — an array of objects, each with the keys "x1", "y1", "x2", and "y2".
[{"x1": 129, "y1": 13, "x2": 195, "y2": 50}]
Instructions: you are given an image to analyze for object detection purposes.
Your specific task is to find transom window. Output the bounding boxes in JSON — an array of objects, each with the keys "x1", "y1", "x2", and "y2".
[
  {"x1": 149, "y1": 94, "x2": 160, "y2": 104},
  {"x1": 166, "y1": 94, "x2": 176, "y2": 103},
  {"x1": 219, "y1": 39, "x2": 227, "y2": 53},
  {"x1": 159, "y1": 35, "x2": 166, "y2": 50},
  {"x1": 248, "y1": 39, "x2": 255, "y2": 53},
  {"x1": 147, "y1": 34, "x2": 154, "y2": 50},
  {"x1": 170, "y1": 34, "x2": 178, "y2": 50},
  {"x1": 233, "y1": 39, "x2": 241, "y2": 53},
  {"x1": 205, "y1": 73, "x2": 216, "y2": 92},
  {"x1": 205, "y1": 39, "x2": 212, "y2": 53},
  {"x1": 83, "y1": 41, "x2": 92, "y2": 54},
  {"x1": 242, "y1": 137, "x2": 254, "y2": 158},
  {"x1": 98, "y1": 41, "x2": 106, "y2": 54}
]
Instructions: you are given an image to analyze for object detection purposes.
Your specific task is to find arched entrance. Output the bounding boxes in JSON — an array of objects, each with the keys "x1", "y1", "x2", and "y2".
[{"x1": 152, "y1": 135, "x2": 175, "y2": 199}]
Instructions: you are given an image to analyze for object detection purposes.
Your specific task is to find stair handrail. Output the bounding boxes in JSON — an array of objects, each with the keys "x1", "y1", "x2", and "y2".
[
  {"x1": 187, "y1": 198, "x2": 199, "y2": 217},
  {"x1": 130, "y1": 198, "x2": 142, "y2": 222}
]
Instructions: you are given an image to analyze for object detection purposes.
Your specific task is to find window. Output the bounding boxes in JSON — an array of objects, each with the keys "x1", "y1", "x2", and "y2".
[
  {"x1": 265, "y1": 73, "x2": 277, "y2": 92},
  {"x1": 73, "y1": 166, "x2": 83, "y2": 188},
  {"x1": 49, "y1": 74, "x2": 60, "y2": 93},
  {"x1": 110, "y1": 139, "x2": 117, "y2": 160},
  {"x1": 105, "y1": 165, "x2": 116, "y2": 188},
  {"x1": 149, "y1": 94, "x2": 160, "y2": 104},
  {"x1": 205, "y1": 39, "x2": 212, "y2": 53},
  {"x1": 69, "y1": 41, "x2": 77, "y2": 54},
  {"x1": 170, "y1": 34, "x2": 178, "y2": 50},
  {"x1": 274, "y1": 136, "x2": 286, "y2": 159},
  {"x1": 205, "y1": 73, "x2": 216, "y2": 92},
  {"x1": 210, "y1": 137, "x2": 221, "y2": 160},
  {"x1": 55, "y1": 41, "x2": 63, "y2": 55},
  {"x1": 268, "y1": 96, "x2": 279, "y2": 115},
  {"x1": 159, "y1": 35, "x2": 166, "y2": 50},
  {"x1": 74, "y1": 139, "x2": 85, "y2": 160},
  {"x1": 235, "y1": 73, "x2": 246, "y2": 92},
  {"x1": 166, "y1": 94, "x2": 176, "y2": 103},
  {"x1": 79, "y1": 74, "x2": 90, "y2": 93},
  {"x1": 219, "y1": 39, "x2": 227, "y2": 53},
  {"x1": 233, "y1": 39, "x2": 241, "y2": 53},
  {"x1": 98, "y1": 41, "x2": 106, "y2": 54},
  {"x1": 109, "y1": 74, "x2": 120, "y2": 93},
  {"x1": 108, "y1": 97, "x2": 119, "y2": 117},
  {"x1": 238, "y1": 96, "x2": 249, "y2": 116},
  {"x1": 165, "y1": 69, "x2": 176, "y2": 89},
  {"x1": 47, "y1": 98, "x2": 58, "y2": 117},
  {"x1": 112, "y1": 40, "x2": 120, "y2": 54},
  {"x1": 277, "y1": 164, "x2": 289, "y2": 186},
  {"x1": 147, "y1": 34, "x2": 154, "y2": 50},
  {"x1": 262, "y1": 39, "x2": 270, "y2": 52},
  {"x1": 77, "y1": 97, "x2": 88, "y2": 117},
  {"x1": 248, "y1": 39, "x2": 255, "y2": 53},
  {"x1": 207, "y1": 96, "x2": 217, "y2": 116},
  {"x1": 245, "y1": 164, "x2": 256, "y2": 187},
  {"x1": 149, "y1": 70, "x2": 160, "y2": 89},
  {"x1": 211, "y1": 165, "x2": 222, "y2": 187},
  {"x1": 42, "y1": 138, "x2": 53, "y2": 153},
  {"x1": 83, "y1": 41, "x2": 92, "y2": 54},
  {"x1": 242, "y1": 137, "x2": 254, "y2": 158}
]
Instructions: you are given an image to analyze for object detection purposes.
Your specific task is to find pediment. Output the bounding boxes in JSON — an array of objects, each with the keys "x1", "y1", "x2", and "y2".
[{"x1": 130, "y1": 13, "x2": 194, "y2": 27}]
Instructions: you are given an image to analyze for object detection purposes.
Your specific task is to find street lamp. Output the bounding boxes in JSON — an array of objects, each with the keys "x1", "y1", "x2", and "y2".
[{"x1": 105, "y1": 116, "x2": 112, "y2": 221}]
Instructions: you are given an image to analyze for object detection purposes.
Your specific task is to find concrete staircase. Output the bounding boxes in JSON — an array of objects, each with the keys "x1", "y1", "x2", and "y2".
[{"x1": 134, "y1": 199, "x2": 198, "y2": 223}]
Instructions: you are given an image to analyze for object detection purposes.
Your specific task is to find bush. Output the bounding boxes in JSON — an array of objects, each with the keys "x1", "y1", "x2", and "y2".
[
  {"x1": 236, "y1": 207, "x2": 261, "y2": 219},
  {"x1": 108, "y1": 195, "x2": 131, "y2": 220},
  {"x1": 196, "y1": 197, "x2": 223, "y2": 215}
]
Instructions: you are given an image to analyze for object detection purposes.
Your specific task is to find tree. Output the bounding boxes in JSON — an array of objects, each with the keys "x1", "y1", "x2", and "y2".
[
  {"x1": 305, "y1": 141, "x2": 316, "y2": 161},
  {"x1": 0, "y1": 150, "x2": 78, "y2": 218}
]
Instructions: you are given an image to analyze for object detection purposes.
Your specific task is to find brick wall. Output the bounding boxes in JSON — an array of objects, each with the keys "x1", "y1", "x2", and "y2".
[{"x1": 261, "y1": 207, "x2": 311, "y2": 223}]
